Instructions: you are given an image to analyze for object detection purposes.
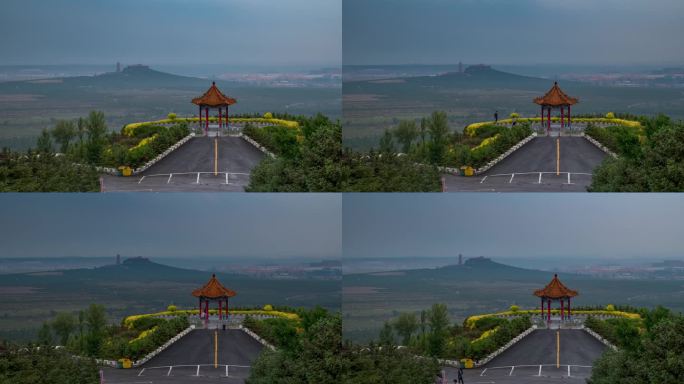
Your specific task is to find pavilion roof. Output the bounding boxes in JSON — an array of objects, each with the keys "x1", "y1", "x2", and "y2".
[
  {"x1": 191, "y1": 274, "x2": 237, "y2": 299},
  {"x1": 191, "y1": 82, "x2": 237, "y2": 107},
  {"x1": 533, "y1": 82, "x2": 578, "y2": 106},
  {"x1": 533, "y1": 274, "x2": 578, "y2": 299}
]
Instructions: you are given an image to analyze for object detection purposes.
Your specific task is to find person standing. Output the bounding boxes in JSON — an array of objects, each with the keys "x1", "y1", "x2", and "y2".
[{"x1": 494, "y1": 111, "x2": 499, "y2": 123}]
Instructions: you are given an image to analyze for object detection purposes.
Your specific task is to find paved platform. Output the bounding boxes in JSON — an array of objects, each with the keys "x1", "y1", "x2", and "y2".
[
  {"x1": 441, "y1": 329, "x2": 606, "y2": 383},
  {"x1": 101, "y1": 136, "x2": 264, "y2": 192},
  {"x1": 444, "y1": 136, "x2": 607, "y2": 192},
  {"x1": 101, "y1": 329, "x2": 263, "y2": 384}
]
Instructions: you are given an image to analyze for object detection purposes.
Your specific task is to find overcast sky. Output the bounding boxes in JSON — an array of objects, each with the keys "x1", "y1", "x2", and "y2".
[
  {"x1": 344, "y1": 194, "x2": 684, "y2": 260},
  {"x1": 343, "y1": 0, "x2": 684, "y2": 66},
  {"x1": 0, "y1": 0, "x2": 341, "y2": 66},
  {"x1": 0, "y1": 194, "x2": 341, "y2": 259}
]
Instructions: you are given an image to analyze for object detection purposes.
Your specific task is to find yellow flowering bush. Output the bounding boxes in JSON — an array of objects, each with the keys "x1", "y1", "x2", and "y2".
[
  {"x1": 605, "y1": 112, "x2": 615, "y2": 119},
  {"x1": 167, "y1": 305, "x2": 177, "y2": 312},
  {"x1": 129, "y1": 134, "x2": 158, "y2": 152},
  {"x1": 123, "y1": 116, "x2": 299, "y2": 137},
  {"x1": 123, "y1": 308, "x2": 299, "y2": 329},
  {"x1": 263, "y1": 304, "x2": 273, "y2": 311},
  {"x1": 465, "y1": 308, "x2": 640, "y2": 329},
  {"x1": 465, "y1": 117, "x2": 641, "y2": 137},
  {"x1": 263, "y1": 112, "x2": 273, "y2": 119},
  {"x1": 129, "y1": 326, "x2": 157, "y2": 344},
  {"x1": 167, "y1": 112, "x2": 177, "y2": 120},
  {"x1": 471, "y1": 134, "x2": 499, "y2": 151},
  {"x1": 606, "y1": 304, "x2": 616, "y2": 311},
  {"x1": 473, "y1": 326, "x2": 499, "y2": 344}
]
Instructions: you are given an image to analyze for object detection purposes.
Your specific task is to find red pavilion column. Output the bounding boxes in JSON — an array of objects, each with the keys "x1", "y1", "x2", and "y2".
[
  {"x1": 568, "y1": 105, "x2": 571, "y2": 128},
  {"x1": 568, "y1": 297, "x2": 571, "y2": 318},
  {"x1": 561, "y1": 106, "x2": 564, "y2": 130},
  {"x1": 561, "y1": 298, "x2": 564, "y2": 321},
  {"x1": 219, "y1": 300, "x2": 222, "y2": 320},
  {"x1": 205, "y1": 300, "x2": 209, "y2": 320},
  {"x1": 547, "y1": 107, "x2": 551, "y2": 135},
  {"x1": 199, "y1": 298, "x2": 203, "y2": 319},
  {"x1": 199, "y1": 106, "x2": 202, "y2": 129},
  {"x1": 225, "y1": 299, "x2": 228, "y2": 319},
  {"x1": 547, "y1": 300, "x2": 551, "y2": 322},
  {"x1": 540, "y1": 297, "x2": 544, "y2": 320},
  {"x1": 205, "y1": 108, "x2": 209, "y2": 135},
  {"x1": 540, "y1": 106, "x2": 544, "y2": 130}
]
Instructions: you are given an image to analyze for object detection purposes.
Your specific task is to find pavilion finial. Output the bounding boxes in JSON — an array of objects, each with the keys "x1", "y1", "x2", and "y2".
[
  {"x1": 554, "y1": 81, "x2": 558, "y2": 85},
  {"x1": 212, "y1": 81, "x2": 216, "y2": 85},
  {"x1": 554, "y1": 273, "x2": 558, "y2": 277},
  {"x1": 212, "y1": 273, "x2": 216, "y2": 278}
]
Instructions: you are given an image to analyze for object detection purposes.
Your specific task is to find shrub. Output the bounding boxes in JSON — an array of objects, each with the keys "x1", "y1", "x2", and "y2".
[
  {"x1": 510, "y1": 112, "x2": 520, "y2": 119},
  {"x1": 167, "y1": 112, "x2": 177, "y2": 120},
  {"x1": 263, "y1": 304, "x2": 273, "y2": 311},
  {"x1": 510, "y1": 305, "x2": 520, "y2": 312},
  {"x1": 167, "y1": 305, "x2": 177, "y2": 312},
  {"x1": 263, "y1": 112, "x2": 273, "y2": 119},
  {"x1": 606, "y1": 112, "x2": 615, "y2": 119},
  {"x1": 606, "y1": 304, "x2": 616, "y2": 312}
]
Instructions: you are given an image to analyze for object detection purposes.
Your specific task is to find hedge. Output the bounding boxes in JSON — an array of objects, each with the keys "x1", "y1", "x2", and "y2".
[
  {"x1": 123, "y1": 309, "x2": 299, "y2": 329},
  {"x1": 465, "y1": 117, "x2": 642, "y2": 137},
  {"x1": 123, "y1": 117, "x2": 299, "y2": 137},
  {"x1": 465, "y1": 309, "x2": 641, "y2": 329}
]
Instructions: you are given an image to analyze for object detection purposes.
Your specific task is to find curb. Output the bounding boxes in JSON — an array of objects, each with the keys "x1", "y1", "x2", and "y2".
[
  {"x1": 131, "y1": 133, "x2": 196, "y2": 175},
  {"x1": 239, "y1": 133, "x2": 276, "y2": 159},
  {"x1": 582, "y1": 133, "x2": 619, "y2": 159},
  {"x1": 582, "y1": 325, "x2": 618, "y2": 351},
  {"x1": 239, "y1": 325, "x2": 276, "y2": 351},
  {"x1": 132, "y1": 325, "x2": 195, "y2": 367},
  {"x1": 473, "y1": 133, "x2": 537, "y2": 175}
]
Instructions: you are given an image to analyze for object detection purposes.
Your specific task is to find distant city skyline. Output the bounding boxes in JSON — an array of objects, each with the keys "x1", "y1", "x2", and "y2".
[
  {"x1": 344, "y1": 0, "x2": 684, "y2": 66},
  {"x1": 0, "y1": 194, "x2": 341, "y2": 259},
  {"x1": 343, "y1": 194, "x2": 684, "y2": 261},
  {"x1": 0, "y1": 0, "x2": 341, "y2": 66}
]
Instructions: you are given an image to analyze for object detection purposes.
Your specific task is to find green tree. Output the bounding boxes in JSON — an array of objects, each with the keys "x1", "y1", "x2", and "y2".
[
  {"x1": 85, "y1": 110, "x2": 108, "y2": 164},
  {"x1": 394, "y1": 312, "x2": 419, "y2": 345},
  {"x1": 378, "y1": 129, "x2": 395, "y2": 154},
  {"x1": 37, "y1": 322, "x2": 53, "y2": 346},
  {"x1": 51, "y1": 120, "x2": 77, "y2": 153},
  {"x1": 51, "y1": 312, "x2": 76, "y2": 346},
  {"x1": 393, "y1": 120, "x2": 418, "y2": 153},
  {"x1": 0, "y1": 344, "x2": 98, "y2": 383},
  {"x1": 35, "y1": 129, "x2": 53, "y2": 153},
  {"x1": 378, "y1": 321, "x2": 395, "y2": 346},
  {"x1": 84, "y1": 304, "x2": 107, "y2": 356},
  {"x1": 427, "y1": 111, "x2": 449, "y2": 165},
  {"x1": 427, "y1": 303, "x2": 449, "y2": 357}
]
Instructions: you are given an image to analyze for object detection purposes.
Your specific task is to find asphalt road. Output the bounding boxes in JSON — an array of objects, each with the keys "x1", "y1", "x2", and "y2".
[
  {"x1": 102, "y1": 329, "x2": 263, "y2": 384},
  {"x1": 442, "y1": 329, "x2": 607, "y2": 384},
  {"x1": 101, "y1": 136, "x2": 264, "y2": 192},
  {"x1": 444, "y1": 136, "x2": 607, "y2": 192}
]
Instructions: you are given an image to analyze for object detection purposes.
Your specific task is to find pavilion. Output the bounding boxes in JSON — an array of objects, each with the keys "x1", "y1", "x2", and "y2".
[
  {"x1": 534, "y1": 274, "x2": 578, "y2": 325},
  {"x1": 533, "y1": 82, "x2": 578, "y2": 136},
  {"x1": 191, "y1": 82, "x2": 237, "y2": 136},
  {"x1": 192, "y1": 274, "x2": 237, "y2": 321}
]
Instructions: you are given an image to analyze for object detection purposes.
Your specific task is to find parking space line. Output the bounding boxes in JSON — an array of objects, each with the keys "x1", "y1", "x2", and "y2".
[
  {"x1": 137, "y1": 368, "x2": 145, "y2": 377},
  {"x1": 568, "y1": 365, "x2": 571, "y2": 377},
  {"x1": 509, "y1": 366, "x2": 514, "y2": 376},
  {"x1": 480, "y1": 368, "x2": 487, "y2": 376},
  {"x1": 138, "y1": 176, "x2": 145, "y2": 184},
  {"x1": 195, "y1": 365, "x2": 200, "y2": 376},
  {"x1": 167, "y1": 366, "x2": 172, "y2": 376},
  {"x1": 167, "y1": 174, "x2": 173, "y2": 184},
  {"x1": 538, "y1": 172, "x2": 542, "y2": 184},
  {"x1": 537, "y1": 365, "x2": 542, "y2": 376},
  {"x1": 196, "y1": 172, "x2": 200, "y2": 184},
  {"x1": 480, "y1": 176, "x2": 487, "y2": 183},
  {"x1": 509, "y1": 174, "x2": 515, "y2": 183}
]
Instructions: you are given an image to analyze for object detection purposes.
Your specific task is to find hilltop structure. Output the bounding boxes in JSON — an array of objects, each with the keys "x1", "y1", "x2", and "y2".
[
  {"x1": 192, "y1": 82, "x2": 237, "y2": 136},
  {"x1": 534, "y1": 82, "x2": 578, "y2": 136},
  {"x1": 534, "y1": 274, "x2": 578, "y2": 325},
  {"x1": 192, "y1": 274, "x2": 237, "y2": 321}
]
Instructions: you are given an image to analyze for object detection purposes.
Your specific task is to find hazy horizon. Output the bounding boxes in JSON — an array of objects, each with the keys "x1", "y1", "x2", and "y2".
[
  {"x1": 343, "y1": 0, "x2": 684, "y2": 66},
  {"x1": 0, "y1": 0, "x2": 341, "y2": 67},
  {"x1": 343, "y1": 194, "x2": 684, "y2": 261},
  {"x1": 0, "y1": 194, "x2": 341, "y2": 259}
]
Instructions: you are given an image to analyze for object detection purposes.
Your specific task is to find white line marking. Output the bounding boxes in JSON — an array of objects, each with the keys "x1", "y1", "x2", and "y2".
[
  {"x1": 167, "y1": 174, "x2": 173, "y2": 184},
  {"x1": 167, "y1": 366, "x2": 172, "y2": 376},
  {"x1": 195, "y1": 365, "x2": 200, "y2": 376},
  {"x1": 196, "y1": 172, "x2": 200, "y2": 184},
  {"x1": 226, "y1": 365, "x2": 229, "y2": 377},
  {"x1": 509, "y1": 366, "x2": 514, "y2": 376},
  {"x1": 509, "y1": 174, "x2": 515, "y2": 183},
  {"x1": 568, "y1": 365, "x2": 571, "y2": 377},
  {"x1": 225, "y1": 172, "x2": 229, "y2": 185},
  {"x1": 137, "y1": 176, "x2": 145, "y2": 184},
  {"x1": 138, "y1": 368, "x2": 145, "y2": 377},
  {"x1": 538, "y1": 172, "x2": 542, "y2": 184},
  {"x1": 568, "y1": 172, "x2": 571, "y2": 184},
  {"x1": 538, "y1": 365, "x2": 542, "y2": 376},
  {"x1": 480, "y1": 176, "x2": 487, "y2": 183},
  {"x1": 480, "y1": 368, "x2": 487, "y2": 376}
]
